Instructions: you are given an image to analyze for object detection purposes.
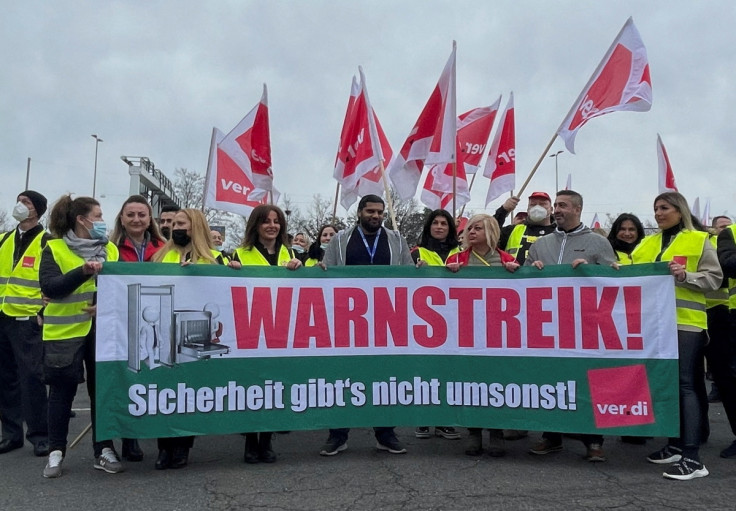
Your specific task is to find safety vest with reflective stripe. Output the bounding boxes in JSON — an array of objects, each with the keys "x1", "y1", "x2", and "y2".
[
  {"x1": 725, "y1": 225, "x2": 736, "y2": 310},
  {"x1": 159, "y1": 248, "x2": 223, "y2": 264},
  {"x1": 416, "y1": 246, "x2": 461, "y2": 266},
  {"x1": 705, "y1": 234, "x2": 728, "y2": 308},
  {"x1": 42, "y1": 240, "x2": 119, "y2": 341},
  {"x1": 0, "y1": 229, "x2": 46, "y2": 316},
  {"x1": 632, "y1": 229, "x2": 709, "y2": 329},
  {"x1": 233, "y1": 245, "x2": 292, "y2": 266}
]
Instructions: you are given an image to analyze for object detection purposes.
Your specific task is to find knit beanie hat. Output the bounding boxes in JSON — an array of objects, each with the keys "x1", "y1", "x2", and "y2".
[{"x1": 18, "y1": 190, "x2": 48, "y2": 217}]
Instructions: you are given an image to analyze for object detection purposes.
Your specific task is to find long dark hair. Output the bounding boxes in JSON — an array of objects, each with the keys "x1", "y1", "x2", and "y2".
[
  {"x1": 307, "y1": 224, "x2": 338, "y2": 260},
  {"x1": 48, "y1": 195, "x2": 99, "y2": 238},
  {"x1": 607, "y1": 213, "x2": 645, "y2": 246},
  {"x1": 418, "y1": 209, "x2": 459, "y2": 249},
  {"x1": 242, "y1": 205, "x2": 289, "y2": 249}
]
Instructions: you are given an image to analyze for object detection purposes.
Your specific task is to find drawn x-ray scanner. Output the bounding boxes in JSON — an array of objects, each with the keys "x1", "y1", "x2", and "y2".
[
  {"x1": 127, "y1": 284, "x2": 175, "y2": 373},
  {"x1": 175, "y1": 310, "x2": 230, "y2": 361}
]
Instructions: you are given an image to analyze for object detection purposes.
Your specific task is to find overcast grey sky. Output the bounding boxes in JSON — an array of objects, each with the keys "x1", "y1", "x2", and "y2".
[{"x1": 1, "y1": 1, "x2": 734, "y2": 227}]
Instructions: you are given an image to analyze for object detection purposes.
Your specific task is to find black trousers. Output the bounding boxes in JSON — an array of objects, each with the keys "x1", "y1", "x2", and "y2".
[
  {"x1": 0, "y1": 313, "x2": 48, "y2": 446},
  {"x1": 47, "y1": 329, "x2": 112, "y2": 457},
  {"x1": 706, "y1": 306, "x2": 736, "y2": 437}
]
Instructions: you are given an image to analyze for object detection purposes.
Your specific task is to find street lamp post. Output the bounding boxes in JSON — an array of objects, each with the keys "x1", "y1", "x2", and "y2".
[
  {"x1": 549, "y1": 150, "x2": 563, "y2": 192},
  {"x1": 91, "y1": 134, "x2": 103, "y2": 198}
]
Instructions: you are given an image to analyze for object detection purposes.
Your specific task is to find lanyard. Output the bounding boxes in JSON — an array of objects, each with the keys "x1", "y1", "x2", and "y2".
[
  {"x1": 358, "y1": 228, "x2": 381, "y2": 264},
  {"x1": 472, "y1": 250, "x2": 491, "y2": 266}
]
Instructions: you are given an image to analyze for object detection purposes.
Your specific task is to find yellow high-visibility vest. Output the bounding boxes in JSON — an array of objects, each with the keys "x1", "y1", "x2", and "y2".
[
  {"x1": 632, "y1": 229, "x2": 709, "y2": 329},
  {"x1": 416, "y1": 246, "x2": 460, "y2": 266},
  {"x1": 0, "y1": 230, "x2": 45, "y2": 316},
  {"x1": 42, "y1": 240, "x2": 118, "y2": 341},
  {"x1": 159, "y1": 248, "x2": 223, "y2": 264},
  {"x1": 234, "y1": 245, "x2": 292, "y2": 266}
]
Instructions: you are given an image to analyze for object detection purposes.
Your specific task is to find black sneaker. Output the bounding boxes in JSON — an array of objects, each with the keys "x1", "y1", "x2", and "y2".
[
  {"x1": 662, "y1": 457, "x2": 709, "y2": 480},
  {"x1": 720, "y1": 440, "x2": 736, "y2": 458},
  {"x1": 647, "y1": 445, "x2": 682, "y2": 464},
  {"x1": 319, "y1": 436, "x2": 347, "y2": 456},
  {"x1": 414, "y1": 427, "x2": 431, "y2": 439},
  {"x1": 435, "y1": 427, "x2": 461, "y2": 440},
  {"x1": 376, "y1": 435, "x2": 407, "y2": 454}
]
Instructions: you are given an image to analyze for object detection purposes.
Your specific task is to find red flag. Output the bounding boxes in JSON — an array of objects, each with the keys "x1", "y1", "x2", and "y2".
[
  {"x1": 565, "y1": 173, "x2": 572, "y2": 190},
  {"x1": 591, "y1": 212, "x2": 601, "y2": 229},
  {"x1": 557, "y1": 18, "x2": 652, "y2": 154},
  {"x1": 657, "y1": 134, "x2": 678, "y2": 193},
  {"x1": 203, "y1": 128, "x2": 270, "y2": 217},
  {"x1": 333, "y1": 71, "x2": 393, "y2": 209},
  {"x1": 420, "y1": 166, "x2": 470, "y2": 212},
  {"x1": 430, "y1": 102, "x2": 500, "y2": 194},
  {"x1": 388, "y1": 42, "x2": 457, "y2": 199},
  {"x1": 219, "y1": 84, "x2": 273, "y2": 200},
  {"x1": 484, "y1": 92, "x2": 516, "y2": 205}
]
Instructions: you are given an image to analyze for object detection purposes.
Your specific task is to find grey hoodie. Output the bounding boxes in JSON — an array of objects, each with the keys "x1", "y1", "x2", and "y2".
[
  {"x1": 323, "y1": 225, "x2": 413, "y2": 266},
  {"x1": 524, "y1": 224, "x2": 616, "y2": 266}
]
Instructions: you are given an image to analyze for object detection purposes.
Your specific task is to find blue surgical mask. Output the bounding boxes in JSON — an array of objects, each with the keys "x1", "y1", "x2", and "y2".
[{"x1": 88, "y1": 221, "x2": 108, "y2": 240}]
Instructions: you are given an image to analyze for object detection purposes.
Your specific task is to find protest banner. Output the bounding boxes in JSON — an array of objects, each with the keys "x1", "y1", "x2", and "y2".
[{"x1": 95, "y1": 263, "x2": 678, "y2": 439}]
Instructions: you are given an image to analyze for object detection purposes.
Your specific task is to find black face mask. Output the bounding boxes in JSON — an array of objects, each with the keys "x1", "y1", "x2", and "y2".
[
  {"x1": 171, "y1": 229, "x2": 191, "y2": 247},
  {"x1": 161, "y1": 227, "x2": 171, "y2": 240}
]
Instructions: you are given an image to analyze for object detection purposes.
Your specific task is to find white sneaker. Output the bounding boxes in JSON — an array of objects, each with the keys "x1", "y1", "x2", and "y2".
[
  {"x1": 43, "y1": 450, "x2": 64, "y2": 478},
  {"x1": 94, "y1": 447, "x2": 124, "y2": 474}
]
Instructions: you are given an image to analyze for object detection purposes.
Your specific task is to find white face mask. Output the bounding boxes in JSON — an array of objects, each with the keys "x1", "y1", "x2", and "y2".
[
  {"x1": 12, "y1": 202, "x2": 30, "y2": 222},
  {"x1": 528, "y1": 205, "x2": 549, "y2": 224}
]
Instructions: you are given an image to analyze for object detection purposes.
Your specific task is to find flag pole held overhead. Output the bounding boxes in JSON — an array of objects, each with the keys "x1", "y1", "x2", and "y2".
[{"x1": 518, "y1": 17, "x2": 652, "y2": 198}]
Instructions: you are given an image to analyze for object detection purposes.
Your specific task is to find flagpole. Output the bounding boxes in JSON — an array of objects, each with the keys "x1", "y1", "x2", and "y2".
[
  {"x1": 379, "y1": 160, "x2": 398, "y2": 230},
  {"x1": 457, "y1": 172, "x2": 477, "y2": 218},
  {"x1": 516, "y1": 132, "x2": 557, "y2": 198},
  {"x1": 331, "y1": 182, "x2": 340, "y2": 224},
  {"x1": 452, "y1": 161, "x2": 457, "y2": 219},
  {"x1": 202, "y1": 127, "x2": 218, "y2": 213}
]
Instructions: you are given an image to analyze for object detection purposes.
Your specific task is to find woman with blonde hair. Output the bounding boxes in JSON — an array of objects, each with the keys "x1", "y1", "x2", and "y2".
[
  {"x1": 633, "y1": 192, "x2": 722, "y2": 480},
  {"x1": 150, "y1": 208, "x2": 225, "y2": 470},
  {"x1": 445, "y1": 213, "x2": 519, "y2": 457},
  {"x1": 152, "y1": 209, "x2": 225, "y2": 265},
  {"x1": 39, "y1": 195, "x2": 121, "y2": 478}
]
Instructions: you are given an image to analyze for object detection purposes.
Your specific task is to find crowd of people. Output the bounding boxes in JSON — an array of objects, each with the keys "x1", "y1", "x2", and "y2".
[{"x1": 1, "y1": 187, "x2": 735, "y2": 482}]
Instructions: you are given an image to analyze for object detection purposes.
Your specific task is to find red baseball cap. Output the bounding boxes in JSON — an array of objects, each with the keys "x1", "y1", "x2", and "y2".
[{"x1": 528, "y1": 191, "x2": 551, "y2": 201}]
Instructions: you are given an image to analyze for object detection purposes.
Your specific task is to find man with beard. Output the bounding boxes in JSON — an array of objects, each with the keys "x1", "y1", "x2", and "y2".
[
  {"x1": 319, "y1": 194, "x2": 412, "y2": 456},
  {"x1": 158, "y1": 204, "x2": 180, "y2": 240},
  {"x1": 498, "y1": 191, "x2": 555, "y2": 265},
  {"x1": 525, "y1": 189, "x2": 616, "y2": 462}
]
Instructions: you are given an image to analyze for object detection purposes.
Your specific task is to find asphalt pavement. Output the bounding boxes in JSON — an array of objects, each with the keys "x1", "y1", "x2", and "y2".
[{"x1": 1, "y1": 385, "x2": 735, "y2": 511}]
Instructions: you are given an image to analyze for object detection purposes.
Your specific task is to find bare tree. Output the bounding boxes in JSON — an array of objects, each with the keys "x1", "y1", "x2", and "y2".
[{"x1": 0, "y1": 209, "x2": 12, "y2": 232}]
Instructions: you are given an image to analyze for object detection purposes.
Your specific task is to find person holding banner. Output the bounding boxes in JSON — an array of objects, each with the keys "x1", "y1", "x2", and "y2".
[
  {"x1": 319, "y1": 194, "x2": 412, "y2": 456},
  {"x1": 39, "y1": 195, "x2": 122, "y2": 478},
  {"x1": 634, "y1": 192, "x2": 722, "y2": 480},
  {"x1": 445, "y1": 213, "x2": 519, "y2": 456},
  {"x1": 151, "y1": 208, "x2": 226, "y2": 469},
  {"x1": 525, "y1": 190, "x2": 616, "y2": 462},
  {"x1": 304, "y1": 225, "x2": 337, "y2": 267},
  {"x1": 108, "y1": 195, "x2": 168, "y2": 462},
  {"x1": 230, "y1": 204, "x2": 301, "y2": 463},
  {"x1": 411, "y1": 209, "x2": 462, "y2": 441}
]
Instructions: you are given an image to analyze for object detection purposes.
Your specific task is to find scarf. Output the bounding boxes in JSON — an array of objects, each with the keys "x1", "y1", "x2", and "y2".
[{"x1": 63, "y1": 230, "x2": 108, "y2": 262}]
